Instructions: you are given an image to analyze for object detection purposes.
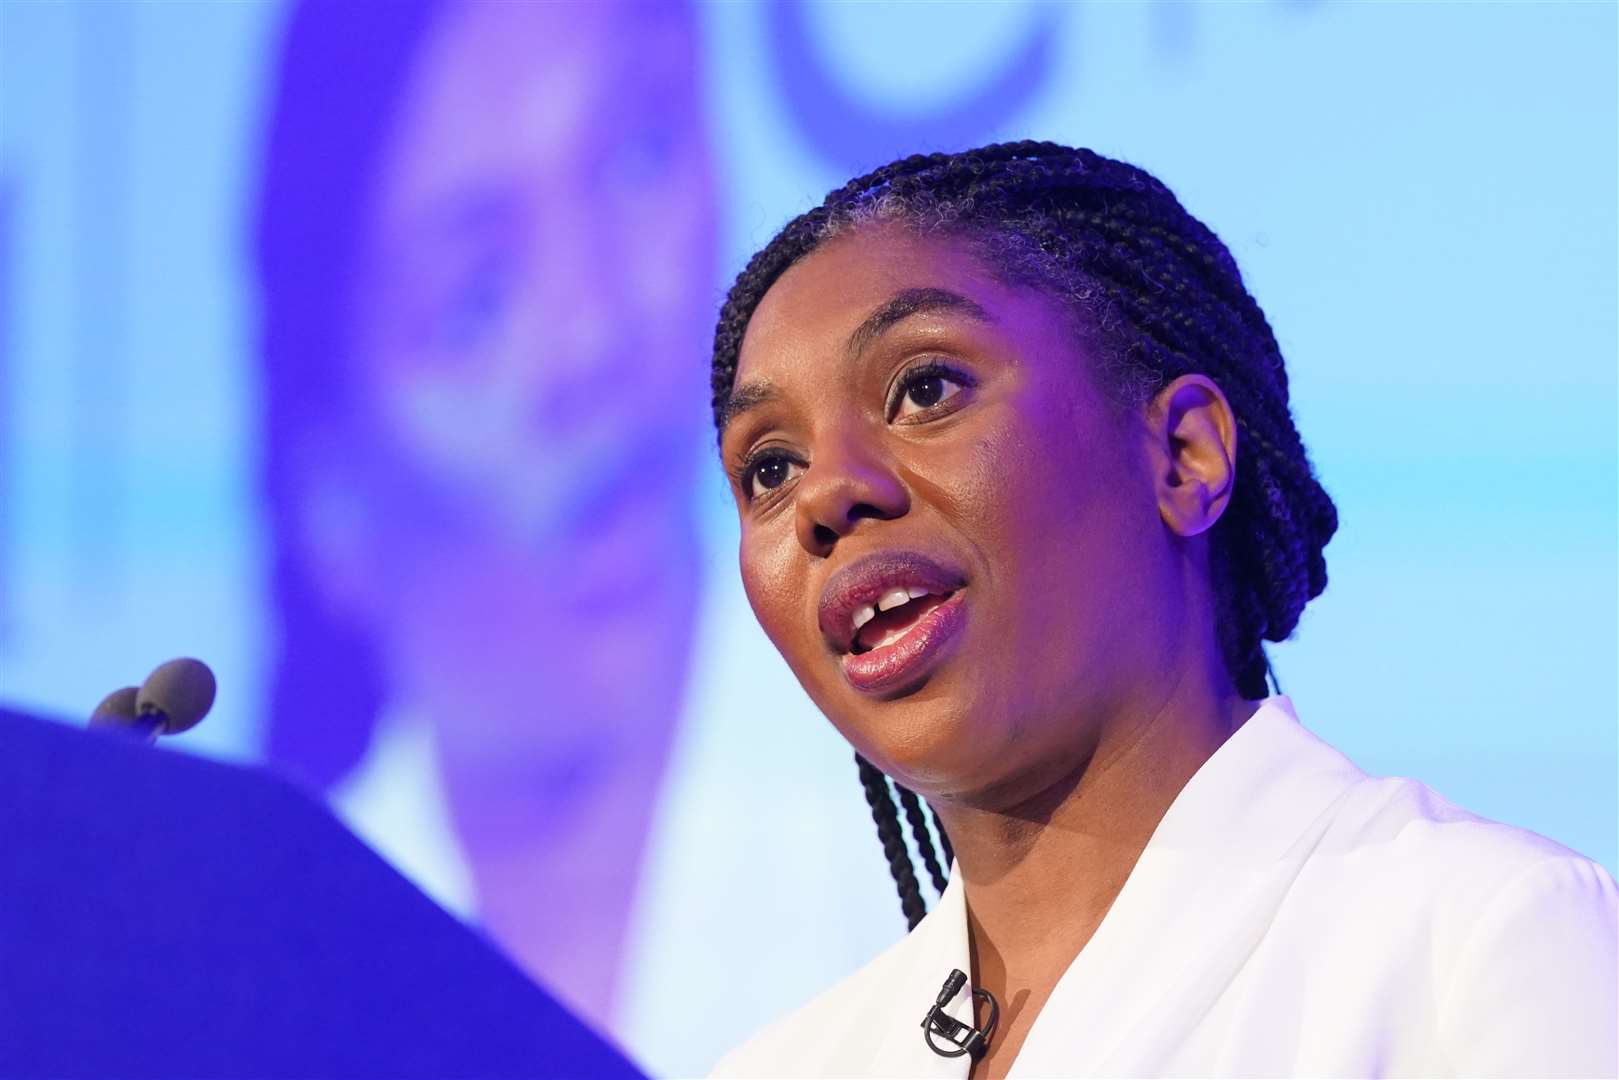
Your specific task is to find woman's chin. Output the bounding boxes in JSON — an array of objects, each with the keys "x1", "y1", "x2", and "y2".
[{"x1": 838, "y1": 694, "x2": 1004, "y2": 796}]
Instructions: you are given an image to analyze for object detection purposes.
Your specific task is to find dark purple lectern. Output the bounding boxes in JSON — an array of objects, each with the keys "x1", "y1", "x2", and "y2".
[{"x1": 0, "y1": 705, "x2": 646, "y2": 1080}]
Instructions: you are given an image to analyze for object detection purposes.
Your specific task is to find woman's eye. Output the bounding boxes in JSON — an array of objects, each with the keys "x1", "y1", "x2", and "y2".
[
  {"x1": 892, "y1": 366, "x2": 969, "y2": 420},
  {"x1": 745, "y1": 453, "x2": 801, "y2": 502}
]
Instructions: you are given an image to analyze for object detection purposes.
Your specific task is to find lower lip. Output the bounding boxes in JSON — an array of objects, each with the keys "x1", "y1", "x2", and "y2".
[{"x1": 840, "y1": 591, "x2": 967, "y2": 695}]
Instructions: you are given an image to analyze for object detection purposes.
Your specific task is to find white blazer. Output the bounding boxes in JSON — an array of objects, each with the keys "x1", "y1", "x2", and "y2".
[{"x1": 711, "y1": 697, "x2": 1619, "y2": 1078}]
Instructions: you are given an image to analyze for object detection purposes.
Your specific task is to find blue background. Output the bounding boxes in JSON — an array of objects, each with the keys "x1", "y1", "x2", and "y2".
[{"x1": 1, "y1": 3, "x2": 1613, "y2": 1075}]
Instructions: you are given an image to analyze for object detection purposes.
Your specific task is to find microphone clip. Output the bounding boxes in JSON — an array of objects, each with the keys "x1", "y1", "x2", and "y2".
[{"x1": 921, "y1": 968, "x2": 999, "y2": 1060}]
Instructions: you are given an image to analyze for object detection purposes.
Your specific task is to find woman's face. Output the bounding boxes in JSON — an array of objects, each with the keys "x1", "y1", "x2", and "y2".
[{"x1": 723, "y1": 226, "x2": 1190, "y2": 804}]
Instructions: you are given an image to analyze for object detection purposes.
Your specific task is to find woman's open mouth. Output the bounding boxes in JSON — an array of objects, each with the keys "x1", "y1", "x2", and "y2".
[
  {"x1": 818, "y1": 550, "x2": 969, "y2": 696},
  {"x1": 841, "y1": 588, "x2": 967, "y2": 694}
]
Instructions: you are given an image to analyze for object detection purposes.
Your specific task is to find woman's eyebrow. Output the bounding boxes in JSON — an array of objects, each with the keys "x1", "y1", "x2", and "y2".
[
  {"x1": 718, "y1": 379, "x2": 779, "y2": 438},
  {"x1": 720, "y1": 288, "x2": 991, "y2": 439},
  {"x1": 845, "y1": 287, "x2": 993, "y2": 362}
]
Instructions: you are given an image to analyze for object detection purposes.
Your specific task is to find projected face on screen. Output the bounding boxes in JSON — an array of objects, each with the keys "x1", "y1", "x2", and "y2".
[
  {"x1": 340, "y1": 2, "x2": 710, "y2": 702},
  {"x1": 261, "y1": 0, "x2": 713, "y2": 1027}
]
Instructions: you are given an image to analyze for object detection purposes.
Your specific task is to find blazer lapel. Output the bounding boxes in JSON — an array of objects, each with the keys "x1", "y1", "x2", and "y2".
[
  {"x1": 1009, "y1": 698, "x2": 1366, "y2": 1077},
  {"x1": 865, "y1": 869, "x2": 978, "y2": 1078}
]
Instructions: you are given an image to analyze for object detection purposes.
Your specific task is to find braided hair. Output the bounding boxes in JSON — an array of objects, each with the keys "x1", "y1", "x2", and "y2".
[{"x1": 712, "y1": 141, "x2": 1337, "y2": 927}]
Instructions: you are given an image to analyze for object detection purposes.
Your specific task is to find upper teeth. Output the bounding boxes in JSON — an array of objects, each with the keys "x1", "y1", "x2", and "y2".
[
  {"x1": 878, "y1": 588, "x2": 912, "y2": 612},
  {"x1": 851, "y1": 586, "x2": 932, "y2": 635}
]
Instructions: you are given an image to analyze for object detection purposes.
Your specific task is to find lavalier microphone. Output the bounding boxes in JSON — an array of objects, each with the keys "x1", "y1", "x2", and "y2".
[{"x1": 922, "y1": 968, "x2": 999, "y2": 1059}]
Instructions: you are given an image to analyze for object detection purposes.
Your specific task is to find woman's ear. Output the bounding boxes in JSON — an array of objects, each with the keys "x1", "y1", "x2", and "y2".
[{"x1": 1146, "y1": 374, "x2": 1238, "y2": 538}]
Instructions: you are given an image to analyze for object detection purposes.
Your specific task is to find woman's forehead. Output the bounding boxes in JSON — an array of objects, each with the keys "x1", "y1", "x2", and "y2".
[{"x1": 736, "y1": 227, "x2": 1007, "y2": 381}]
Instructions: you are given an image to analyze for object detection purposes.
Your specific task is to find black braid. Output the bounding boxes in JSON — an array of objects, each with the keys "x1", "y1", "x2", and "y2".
[
  {"x1": 856, "y1": 754, "x2": 928, "y2": 930},
  {"x1": 717, "y1": 142, "x2": 1338, "y2": 925},
  {"x1": 895, "y1": 783, "x2": 950, "y2": 895},
  {"x1": 931, "y1": 807, "x2": 955, "y2": 870}
]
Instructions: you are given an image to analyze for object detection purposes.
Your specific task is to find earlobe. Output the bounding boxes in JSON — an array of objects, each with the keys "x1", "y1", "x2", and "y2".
[{"x1": 1149, "y1": 374, "x2": 1238, "y2": 538}]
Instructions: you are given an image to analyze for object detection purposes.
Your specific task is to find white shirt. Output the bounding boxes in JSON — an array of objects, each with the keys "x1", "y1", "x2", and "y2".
[{"x1": 711, "y1": 696, "x2": 1619, "y2": 1078}]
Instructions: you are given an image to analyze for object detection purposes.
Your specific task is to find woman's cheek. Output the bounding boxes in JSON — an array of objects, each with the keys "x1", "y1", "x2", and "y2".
[
  {"x1": 910, "y1": 401, "x2": 1058, "y2": 549},
  {"x1": 739, "y1": 524, "x2": 810, "y2": 662}
]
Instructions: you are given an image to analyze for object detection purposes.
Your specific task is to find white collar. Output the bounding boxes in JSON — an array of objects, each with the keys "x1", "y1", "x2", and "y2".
[{"x1": 857, "y1": 695, "x2": 1369, "y2": 1076}]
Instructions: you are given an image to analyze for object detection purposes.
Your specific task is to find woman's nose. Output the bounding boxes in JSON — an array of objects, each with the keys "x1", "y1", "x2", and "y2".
[{"x1": 793, "y1": 433, "x2": 910, "y2": 557}]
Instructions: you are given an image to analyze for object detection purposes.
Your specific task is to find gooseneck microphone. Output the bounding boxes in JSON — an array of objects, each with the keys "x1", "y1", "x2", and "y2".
[
  {"x1": 921, "y1": 968, "x2": 999, "y2": 1059},
  {"x1": 90, "y1": 686, "x2": 140, "y2": 727},
  {"x1": 89, "y1": 657, "x2": 217, "y2": 743}
]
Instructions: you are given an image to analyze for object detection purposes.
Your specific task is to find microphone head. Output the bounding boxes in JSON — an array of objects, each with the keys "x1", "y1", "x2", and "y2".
[
  {"x1": 89, "y1": 686, "x2": 140, "y2": 728},
  {"x1": 136, "y1": 657, "x2": 217, "y2": 735},
  {"x1": 937, "y1": 969, "x2": 968, "y2": 1006}
]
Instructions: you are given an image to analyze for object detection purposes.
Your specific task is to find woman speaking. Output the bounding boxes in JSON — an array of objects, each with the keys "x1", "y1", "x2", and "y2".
[{"x1": 705, "y1": 142, "x2": 1617, "y2": 1077}]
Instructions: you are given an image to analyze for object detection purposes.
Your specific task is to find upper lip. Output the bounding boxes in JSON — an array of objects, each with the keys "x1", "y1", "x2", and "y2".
[{"x1": 817, "y1": 550, "x2": 966, "y2": 654}]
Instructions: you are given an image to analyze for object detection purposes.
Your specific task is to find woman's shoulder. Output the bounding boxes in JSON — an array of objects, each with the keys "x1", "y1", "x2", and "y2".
[
  {"x1": 1355, "y1": 775, "x2": 1618, "y2": 1074},
  {"x1": 1322, "y1": 767, "x2": 1610, "y2": 893},
  {"x1": 1296, "y1": 766, "x2": 1616, "y2": 1072},
  {"x1": 1247, "y1": 699, "x2": 1606, "y2": 896},
  {"x1": 1283, "y1": 756, "x2": 1614, "y2": 962}
]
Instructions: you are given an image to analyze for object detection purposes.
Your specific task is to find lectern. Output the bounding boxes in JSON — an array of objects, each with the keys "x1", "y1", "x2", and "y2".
[{"x1": 0, "y1": 706, "x2": 645, "y2": 1079}]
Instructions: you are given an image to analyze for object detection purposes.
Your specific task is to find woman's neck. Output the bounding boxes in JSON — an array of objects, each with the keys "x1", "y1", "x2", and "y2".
[
  {"x1": 953, "y1": 684, "x2": 1254, "y2": 946},
  {"x1": 938, "y1": 675, "x2": 1258, "y2": 1077}
]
